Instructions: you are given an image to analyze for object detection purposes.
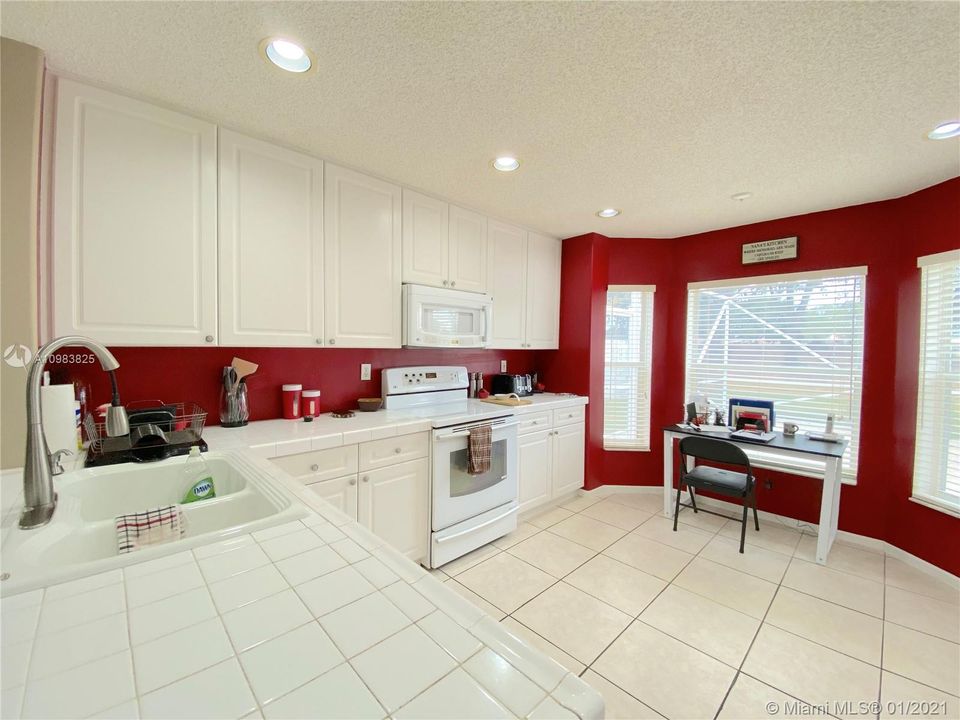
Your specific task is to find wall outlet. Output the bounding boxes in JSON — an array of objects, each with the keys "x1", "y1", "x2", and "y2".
[
  {"x1": 500, "y1": 360, "x2": 507, "y2": 372},
  {"x1": 360, "y1": 363, "x2": 372, "y2": 381}
]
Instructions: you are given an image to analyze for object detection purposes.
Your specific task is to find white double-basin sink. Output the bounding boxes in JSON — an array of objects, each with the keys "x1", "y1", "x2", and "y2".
[{"x1": 1, "y1": 451, "x2": 306, "y2": 595}]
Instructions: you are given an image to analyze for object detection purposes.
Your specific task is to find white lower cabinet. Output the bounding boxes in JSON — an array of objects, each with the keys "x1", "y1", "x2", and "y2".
[
  {"x1": 358, "y1": 458, "x2": 428, "y2": 562},
  {"x1": 305, "y1": 474, "x2": 359, "y2": 518},
  {"x1": 517, "y1": 414, "x2": 586, "y2": 514}
]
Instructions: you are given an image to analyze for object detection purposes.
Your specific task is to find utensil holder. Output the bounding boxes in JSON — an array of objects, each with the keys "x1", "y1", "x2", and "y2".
[{"x1": 220, "y1": 378, "x2": 249, "y2": 427}]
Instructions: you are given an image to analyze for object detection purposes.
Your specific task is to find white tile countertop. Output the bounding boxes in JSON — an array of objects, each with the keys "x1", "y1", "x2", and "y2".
[{"x1": 0, "y1": 395, "x2": 601, "y2": 720}]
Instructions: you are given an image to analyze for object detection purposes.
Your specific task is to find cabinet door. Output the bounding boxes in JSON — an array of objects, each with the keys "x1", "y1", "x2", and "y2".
[
  {"x1": 52, "y1": 79, "x2": 218, "y2": 345},
  {"x1": 552, "y1": 422, "x2": 585, "y2": 497},
  {"x1": 486, "y1": 220, "x2": 527, "y2": 349},
  {"x1": 448, "y1": 206, "x2": 488, "y2": 293},
  {"x1": 324, "y1": 164, "x2": 402, "y2": 347},
  {"x1": 401, "y1": 189, "x2": 448, "y2": 288},
  {"x1": 518, "y1": 428, "x2": 553, "y2": 514},
  {"x1": 304, "y1": 475, "x2": 359, "y2": 520},
  {"x1": 525, "y1": 232, "x2": 562, "y2": 349},
  {"x1": 219, "y1": 130, "x2": 323, "y2": 346},
  {"x1": 358, "y1": 458, "x2": 428, "y2": 561}
]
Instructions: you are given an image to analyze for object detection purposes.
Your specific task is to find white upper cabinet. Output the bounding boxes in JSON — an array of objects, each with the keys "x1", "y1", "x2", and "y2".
[
  {"x1": 401, "y1": 189, "x2": 448, "y2": 288},
  {"x1": 487, "y1": 220, "x2": 528, "y2": 348},
  {"x1": 52, "y1": 79, "x2": 218, "y2": 345},
  {"x1": 524, "y1": 232, "x2": 562, "y2": 349},
  {"x1": 218, "y1": 130, "x2": 323, "y2": 347},
  {"x1": 448, "y1": 206, "x2": 488, "y2": 293},
  {"x1": 324, "y1": 163, "x2": 402, "y2": 348}
]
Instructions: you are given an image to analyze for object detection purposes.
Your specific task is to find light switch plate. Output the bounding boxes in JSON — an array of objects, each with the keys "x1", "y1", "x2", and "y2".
[
  {"x1": 360, "y1": 363, "x2": 372, "y2": 381},
  {"x1": 500, "y1": 360, "x2": 507, "y2": 372}
]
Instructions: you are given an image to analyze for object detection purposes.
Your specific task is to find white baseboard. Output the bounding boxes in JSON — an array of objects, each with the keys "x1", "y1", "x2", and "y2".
[{"x1": 568, "y1": 484, "x2": 958, "y2": 586}]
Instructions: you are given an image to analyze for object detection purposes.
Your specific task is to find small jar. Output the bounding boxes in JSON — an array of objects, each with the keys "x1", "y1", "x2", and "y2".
[
  {"x1": 302, "y1": 390, "x2": 321, "y2": 419},
  {"x1": 282, "y1": 384, "x2": 303, "y2": 420}
]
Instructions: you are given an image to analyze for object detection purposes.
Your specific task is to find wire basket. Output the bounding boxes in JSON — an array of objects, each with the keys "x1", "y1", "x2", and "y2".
[{"x1": 84, "y1": 400, "x2": 207, "y2": 455}]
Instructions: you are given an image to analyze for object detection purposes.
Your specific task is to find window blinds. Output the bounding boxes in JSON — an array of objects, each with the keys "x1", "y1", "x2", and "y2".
[
  {"x1": 685, "y1": 268, "x2": 866, "y2": 478},
  {"x1": 912, "y1": 250, "x2": 960, "y2": 516},
  {"x1": 604, "y1": 286, "x2": 655, "y2": 450}
]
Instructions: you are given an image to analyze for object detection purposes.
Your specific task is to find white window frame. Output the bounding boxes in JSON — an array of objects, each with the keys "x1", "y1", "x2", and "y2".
[
  {"x1": 603, "y1": 284, "x2": 655, "y2": 451},
  {"x1": 910, "y1": 249, "x2": 960, "y2": 518},
  {"x1": 685, "y1": 266, "x2": 867, "y2": 481}
]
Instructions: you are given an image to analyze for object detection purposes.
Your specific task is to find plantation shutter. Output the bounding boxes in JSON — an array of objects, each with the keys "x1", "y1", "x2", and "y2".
[{"x1": 604, "y1": 285, "x2": 655, "y2": 450}]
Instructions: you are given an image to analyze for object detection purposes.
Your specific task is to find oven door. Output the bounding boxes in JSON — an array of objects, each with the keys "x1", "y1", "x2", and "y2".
[{"x1": 432, "y1": 420, "x2": 518, "y2": 531}]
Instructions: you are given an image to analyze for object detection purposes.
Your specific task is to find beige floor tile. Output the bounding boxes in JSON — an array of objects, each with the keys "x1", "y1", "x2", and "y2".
[
  {"x1": 604, "y1": 492, "x2": 666, "y2": 514},
  {"x1": 437, "y1": 543, "x2": 500, "y2": 576},
  {"x1": 455, "y1": 553, "x2": 555, "y2": 614},
  {"x1": 639, "y1": 585, "x2": 760, "y2": 667},
  {"x1": 580, "y1": 671, "x2": 664, "y2": 720},
  {"x1": 565, "y1": 554, "x2": 666, "y2": 616},
  {"x1": 491, "y1": 522, "x2": 541, "y2": 551},
  {"x1": 673, "y1": 557, "x2": 777, "y2": 619},
  {"x1": 719, "y1": 673, "x2": 820, "y2": 719},
  {"x1": 700, "y1": 535, "x2": 791, "y2": 584},
  {"x1": 581, "y1": 498, "x2": 652, "y2": 531},
  {"x1": 547, "y1": 514, "x2": 626, "y2": 552},
  {"x1": 794, "y1": 535, "x2": 885, "y2": 583},
  {"x1": 743, "y1": 625, "x2": 880, "y2": 720},
  {"x1": 507, "y1": 531, "x2": 596, "y2": 579},
  {"x1": 765, "y1": 587, "x2": 883, "y2": 666},
  {"x1": 527, "y1": 506, "x2": 575, "y2": 529},
  {"x1": 442, "y1": 579, "x2": 506, "y2": 621},
  {"x1": 882, "y1": 622, "x2": 960, "y2": 696},
  {"x1": 602, "y1": 534, "x2": 693, "y2": 581},
  {"x1": 885, "y1": 585, "x2": 960, "y2": 644},
  {"x1": 879, "y1": 671, "x2": 960, "y2": 719},
  {"x1": 593, "y1": 621, "x2": 737, "y2": 720},
  {"x1": 499, "y1": 617, "x2": 585, "y2": 676},
  {"x1": 719, "y1": 519, "x2": 802, "y2": 557},
  {"x1": 885, "y1": 558, "x2": 959, "y2": 606},
  {"x1": 560, "y1": 493, "x2": 604, "y2": 513},
  {"x1": 782, "y1": 558, "x2": 884, "y2": 617},
  {"x1": 632, "y1": 515, "x2": 714, "y2": 554},
  {"x1": 513, "y1": 582, "x2": 631, "y2": 664}
]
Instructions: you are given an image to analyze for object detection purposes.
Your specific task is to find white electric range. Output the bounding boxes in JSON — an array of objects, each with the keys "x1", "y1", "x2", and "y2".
[{"x1": 382, "y1": 366, "x2": 519, "y2": 568}]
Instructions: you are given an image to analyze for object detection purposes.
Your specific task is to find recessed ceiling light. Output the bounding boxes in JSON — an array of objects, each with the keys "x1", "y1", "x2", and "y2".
[
  {"x1": 261, "y1": 38, "x2": 313, "y2": 73},
  {"x1": 492, "y1": 157, "x2": 520, "y2": 172},
  {"x1": 596, "y1": 208, "x2": 620, "y2": 218},
  {"x1": 928, "y1": 121, "x2": 960, "y2": 140},
  {"x1": 731, "y1": 192, "x2": 753, "y2": 201}
]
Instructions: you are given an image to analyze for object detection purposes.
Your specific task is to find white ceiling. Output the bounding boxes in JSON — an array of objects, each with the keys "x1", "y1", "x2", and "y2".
[{"x1": 2, "y1": 1, "x2": 958, "y2": 238}]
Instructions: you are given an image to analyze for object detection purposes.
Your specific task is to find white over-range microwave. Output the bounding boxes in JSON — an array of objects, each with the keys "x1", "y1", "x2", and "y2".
[{"x1": 402, "y1": 284, "x2": 493, "y2": 348}]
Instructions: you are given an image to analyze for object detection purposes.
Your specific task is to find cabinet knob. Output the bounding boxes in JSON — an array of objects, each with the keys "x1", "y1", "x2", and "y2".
[
  {"x1": 362, "y1": 476, "x2": 369, "y2": 483},
  {"x1": 349, "y1": 478, "x2": 357, "y2": 486},
  {"x1": 204, "y1": 335, "x2": 214, "y2": 343},
  {"x1": 316, "y1": 338, "x2": 323, "y2": 345},
  {"x1": 329, "y1": 339, "x2": 336, "y2": 345},
  {"x1": 310, "y1": 464, "x2": 319, "y2": 472},
  {"x1": 443, "y1": 280, "x2": 449, "y2": 287},
  {"x1": 450, "y1": 281, "x2": 456, "y2": 288},
  {"x1": 532, "y1": 420, "x2": 538, "y2": 425},
  {"x1": 394, "y1": 447, "x2": 401, "y2": 454}
]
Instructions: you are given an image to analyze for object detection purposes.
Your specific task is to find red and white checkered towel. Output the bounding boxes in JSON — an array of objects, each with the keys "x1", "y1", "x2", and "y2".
[
  {"x1": 115, "y1": 505, "x2": 186, "y2": 555},
  {"x1": 468, "y1": 425, "x2": 492, "y2": 475}
]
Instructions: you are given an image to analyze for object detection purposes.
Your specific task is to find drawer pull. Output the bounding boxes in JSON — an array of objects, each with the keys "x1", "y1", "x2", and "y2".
[
  {"x1": 349, "y1": 478, "x2": 357, "y2": 485},
  {"x1": 394, "y1": 447, "x2": 402, "y2": 454},
  {"x1": 362, "y1": 476, "x2": 369, "y2": 483},
  {"x1": 310, "y1": 464, "x2": 319, "y2": 472}
]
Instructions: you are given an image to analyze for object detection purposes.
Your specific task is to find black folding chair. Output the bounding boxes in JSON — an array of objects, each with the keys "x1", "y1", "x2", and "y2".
[{"x1": 673, "y1": 436, "x2": 759, "y2": 553}]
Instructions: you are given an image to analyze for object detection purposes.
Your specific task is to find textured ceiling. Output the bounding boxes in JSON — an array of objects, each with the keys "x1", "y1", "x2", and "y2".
[{"x1": 2, "y1": 1, "x2": 958, "y2": 238}]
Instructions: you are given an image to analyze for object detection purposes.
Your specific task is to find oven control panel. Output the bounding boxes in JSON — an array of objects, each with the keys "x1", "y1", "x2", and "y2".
[{"x1": 382, "y1": 366, "x2": 469, "y2": 396}]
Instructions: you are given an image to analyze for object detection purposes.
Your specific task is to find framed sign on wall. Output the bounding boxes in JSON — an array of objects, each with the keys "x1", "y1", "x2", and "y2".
[{"x1": 742, "y1": 236, "x2": 798, "y2": 265}]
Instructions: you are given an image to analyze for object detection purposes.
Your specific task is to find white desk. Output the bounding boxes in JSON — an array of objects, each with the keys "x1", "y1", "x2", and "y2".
[{"x1": 662, "y1": 426, "x2": 848, "y2": 564}]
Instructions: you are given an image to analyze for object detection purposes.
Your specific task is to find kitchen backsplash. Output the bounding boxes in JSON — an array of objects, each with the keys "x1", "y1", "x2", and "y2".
[{"x1": 56, "y1": 347, "x2": 548, "y2": 425}]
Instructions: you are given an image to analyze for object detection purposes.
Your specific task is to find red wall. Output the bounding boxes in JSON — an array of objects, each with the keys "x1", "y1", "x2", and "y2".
[{"x1": 542, "y1": 178, "x2": 960, "y2": 574}]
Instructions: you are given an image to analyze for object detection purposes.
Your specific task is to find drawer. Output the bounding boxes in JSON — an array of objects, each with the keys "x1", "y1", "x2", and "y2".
[
  {"x1": 359, "y1": 432, "x2": 429, "y2": 471},
  {"x1": 517, "y1": 411, "x2": 552, "y2": 435},
  {"x1": 271, "y1": 444, "x2": 358, "y2": 482},
  {"x1": 553, "y1": 405, "x2": 585, "y2": 427}
]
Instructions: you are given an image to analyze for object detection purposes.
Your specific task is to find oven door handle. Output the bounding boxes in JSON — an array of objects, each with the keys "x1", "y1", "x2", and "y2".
[
  {"x1": 434, "y1": 421, "x2": 519, "y2": 440},
  {"x1": 435, "y1": 505, "x2": 518, "y2": 543}
]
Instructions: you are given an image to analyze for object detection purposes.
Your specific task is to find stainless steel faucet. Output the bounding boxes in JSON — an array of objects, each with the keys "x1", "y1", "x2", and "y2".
[{"x1": 20, "y1": 335, "x2": 129, "y2": 529}]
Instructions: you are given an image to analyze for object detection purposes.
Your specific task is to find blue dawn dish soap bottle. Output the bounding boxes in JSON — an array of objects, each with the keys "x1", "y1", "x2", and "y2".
[{"x1": 181, "y1": 446, "x2": 215, "y2": 503}]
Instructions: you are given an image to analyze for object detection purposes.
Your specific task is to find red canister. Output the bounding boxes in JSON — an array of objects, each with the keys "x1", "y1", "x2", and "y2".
[
  {"x1": 282, "y1": 384, "x2": 303, "y2": 420},
  {"x1": 302, "y1": 390, "x2": 321, "y2": 418}
]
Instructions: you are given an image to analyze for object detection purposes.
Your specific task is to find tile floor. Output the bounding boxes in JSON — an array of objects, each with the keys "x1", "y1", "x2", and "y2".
[{"x1": 435, "y1": 492, "x2": 960, "y2": 720}]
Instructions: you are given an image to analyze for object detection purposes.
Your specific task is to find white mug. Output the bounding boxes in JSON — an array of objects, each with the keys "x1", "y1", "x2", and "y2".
[{"x1": 782, "y1": 422, "x2": 799, "y2": 436}]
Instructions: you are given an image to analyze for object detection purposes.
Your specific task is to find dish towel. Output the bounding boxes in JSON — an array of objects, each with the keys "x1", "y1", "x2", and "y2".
[
  {"x1": 115, "y1": 505, "x2": 186, "y2": 554},
  {"x1": 468, "y1": 425, "x2": 492, "y2": 475}
]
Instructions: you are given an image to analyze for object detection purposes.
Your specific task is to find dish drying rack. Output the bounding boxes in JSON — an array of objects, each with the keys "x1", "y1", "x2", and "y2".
[{"x1": 84, "y1": 401, "x2": 208, "y2": 467}]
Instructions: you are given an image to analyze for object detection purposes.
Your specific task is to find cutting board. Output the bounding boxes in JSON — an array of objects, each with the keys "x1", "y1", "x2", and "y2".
[{"x1": 480, "y1": 396, "x2": 533, "y2": 407}]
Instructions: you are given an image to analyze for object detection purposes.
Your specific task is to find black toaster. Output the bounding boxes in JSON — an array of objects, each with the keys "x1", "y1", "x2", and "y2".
[{"x1": 490, "y1": 373, "x2": 532, "y2": 397}]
